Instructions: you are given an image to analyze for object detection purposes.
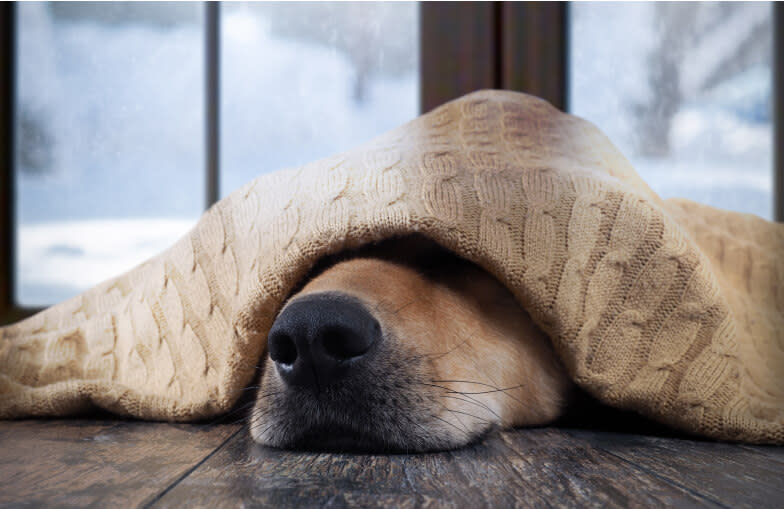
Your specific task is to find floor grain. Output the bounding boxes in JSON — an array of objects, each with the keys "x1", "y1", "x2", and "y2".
[
  {"x1": 153, "y1": 428, "x2": 722, "y2": 509},
  {"x1": 566, "y1": 429, "x2": 784, "y2": 509},
  {"x1": 0, "y1": 419, "x2": 240, "y2": 508},
  {"x1": 0, "y1": 420, "x2": 781, "y2": 508}
]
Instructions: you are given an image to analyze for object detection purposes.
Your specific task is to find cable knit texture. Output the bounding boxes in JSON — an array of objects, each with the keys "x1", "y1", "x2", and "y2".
[{"x1": 1, "y1": 91, "x2": 782, "y2": 443}]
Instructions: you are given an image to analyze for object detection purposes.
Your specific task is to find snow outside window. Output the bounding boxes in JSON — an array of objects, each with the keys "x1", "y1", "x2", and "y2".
[
  {"x1": 15, "y1": 2, "x2": 419, "y2": 307},
  {"x1": 571, "y1": 2, "x2": 773, "y2": 220}
]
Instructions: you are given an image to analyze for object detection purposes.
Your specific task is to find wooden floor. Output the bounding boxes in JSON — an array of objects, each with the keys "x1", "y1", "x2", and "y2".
[{"x1": 0, "y1": 418, "x2": 782, "y2": 508}]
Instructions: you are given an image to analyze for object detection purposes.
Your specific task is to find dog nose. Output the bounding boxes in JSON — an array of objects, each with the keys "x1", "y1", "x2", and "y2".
[{"x1": 267, "y1": 293, "x2": 381, "y2": 389}]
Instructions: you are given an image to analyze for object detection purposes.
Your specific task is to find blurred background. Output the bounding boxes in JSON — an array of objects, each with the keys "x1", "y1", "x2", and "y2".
[
  {"x1": 2, "y1": 2, "x2": 778, "y2": 312},
  {"x1": 571, "y1": 2, "x2": 773, "y2": 221}
]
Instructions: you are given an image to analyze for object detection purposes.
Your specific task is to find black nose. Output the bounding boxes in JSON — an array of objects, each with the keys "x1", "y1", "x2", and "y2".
[{"x1": 267, "y1": 293, "x2": 382, "y2": 389}]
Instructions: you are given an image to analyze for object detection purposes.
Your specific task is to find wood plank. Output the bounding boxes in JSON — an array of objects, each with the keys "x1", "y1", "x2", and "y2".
[
  {"x1": 152, "y1": 428, "x2": 717, "y2": 508},
  {"x1": 0, "y1": 419, "x2": 240, "y2": 507},
  {"x1": 735, "y1": 443, "x2": 784, "y2": 465},
  {"x1": 491, "y1": 429, "x2": 719, "y2": 508},
  {"x1": 566, "y1": 428, "x2": 784, "y2": 509}
]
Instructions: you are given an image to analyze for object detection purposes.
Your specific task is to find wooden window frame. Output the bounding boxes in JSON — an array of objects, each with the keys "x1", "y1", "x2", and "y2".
[
  {"x1": 0, "y1": 2, "x2": 223, "y2": 324},
  {"x1": 0, "y1": 3, "x2": 18, "y2": 324},
  {"x1": 1, "y1": 2, "x2": 782, "y2": 324},
  {"x1": 420, "y1": 2, "x2": 567, "y2": 112}
]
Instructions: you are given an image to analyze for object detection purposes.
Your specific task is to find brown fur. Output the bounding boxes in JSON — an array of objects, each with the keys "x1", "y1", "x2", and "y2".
[{"x1": 250, "y1": 238, "x2": 572, "y2": 451}]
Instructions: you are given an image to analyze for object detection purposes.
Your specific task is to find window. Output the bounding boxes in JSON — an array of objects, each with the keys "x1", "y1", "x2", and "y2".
[
  {"x1": 15, "y1": 2, "x2": 205, "y2": 307},
  {"x1": 220, "y1": 2, "x2": 418, "y2": 197},
  {"x1": 9, "y1": 2, "x2": 418, "y2": 308},
  {"x1": 1, "y1": 2, "x2": 780, "y2": 321},
  {"x1": 570, "y1": 2, "x2": 775, "y2": 220}
]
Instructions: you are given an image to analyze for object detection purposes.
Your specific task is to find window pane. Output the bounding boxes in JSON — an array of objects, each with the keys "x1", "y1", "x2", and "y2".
[
  {"x1": 15, "y1": 2, "x2": 204, "y2": 306},
  {"x1": 221, "y1": 2, "x2": 419, "y2": 195},
  {"x1": 570, "y1": 2, "x2": 773, "y2": 219}
]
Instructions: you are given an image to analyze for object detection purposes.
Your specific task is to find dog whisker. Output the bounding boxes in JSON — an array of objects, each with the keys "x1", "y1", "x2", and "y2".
[
  {"x1": 430, "y1": 414, "x2": 473, "y2": 439},
  {"x1": 446, "y1": 385, "x2": 526, "y2": 395},
  {"x1": 204, "y1": 400, "x2": 257, "y2": 426},
  {"x1": 253, "y1": 389, "x2": 283, "y2": 400},
  {"x1": 439, "y1": 394, "x2": 505, "y2": 423},
  {"x1": 245, "y1": 407, "x2": 284, "y2": 433},
  {"x1": 246, "y1": 237, "x2": 572, "y2": 452},
  {"x1": 426, "y1": 337, "x2": 470, "y2": 360},
  {"x1": 446, "y1": 408, "x2": 493, "y2": 425},
  {"x1": 432, "y1": 379, "x2": 503, "y2": 388},
  {"x1": 419, "y1": 381, "x2": 508, "y2": 424},
  {"x1": 432, "y1": 379, "x2": 527, "y2": 402},
  {"x1": 432, "y1": 398, "x2": 470, "y2": 432},
  {"x1": 394, "y1": 406, "x2": 437, "y2": 445},
  {"x1": 250, "y1": 420, "x2": 279, "y2": 439}
]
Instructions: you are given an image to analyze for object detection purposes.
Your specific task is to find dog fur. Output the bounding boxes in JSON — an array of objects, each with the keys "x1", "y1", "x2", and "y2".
[{"x1": 250, "y1": 236, "x2": 573, "y2": 452}]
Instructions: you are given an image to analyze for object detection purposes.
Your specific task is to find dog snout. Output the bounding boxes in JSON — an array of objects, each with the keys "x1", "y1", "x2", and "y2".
[{"x1": 267, "y1": 293, "x2": 382, "y2": 389}]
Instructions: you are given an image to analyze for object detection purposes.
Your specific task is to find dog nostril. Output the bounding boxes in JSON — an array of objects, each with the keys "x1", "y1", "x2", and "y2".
[
  {"x1": 321, "y1": 325, "x2": 377, "y2": 360},
  {"x1": 267, "y1": 293, "x2": 382, "y2": 388},
  {"x1": 269, "y1": 333, "x2": 298, "y2": 365}
]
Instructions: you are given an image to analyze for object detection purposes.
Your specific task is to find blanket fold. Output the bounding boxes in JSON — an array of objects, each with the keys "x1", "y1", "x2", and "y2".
[{"x1": 1, "y1": 90, "x2": 782, "y2": 443}]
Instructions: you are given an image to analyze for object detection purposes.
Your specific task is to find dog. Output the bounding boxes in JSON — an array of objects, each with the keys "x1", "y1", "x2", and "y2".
[{"x1": 249, "y1": 235, "x2": 573, "y2": 452}]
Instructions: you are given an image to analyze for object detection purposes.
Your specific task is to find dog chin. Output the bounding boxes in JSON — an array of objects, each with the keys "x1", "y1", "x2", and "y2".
[
  {"x1": 251, "y1": 414, "x2": 486, "y2": 453},
  {"x1": 249, "y1": 354, "x2": 491, "y2": 453},
  {"x1": 246, "y1": 242, "x2": 572, "y2": 452},
  {"x1": 254, "y1": 422, "x2": 449, "y2": 453}
]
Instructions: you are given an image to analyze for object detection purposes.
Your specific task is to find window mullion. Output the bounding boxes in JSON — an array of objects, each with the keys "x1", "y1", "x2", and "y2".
[
  {"x1": 420, "y1": 2, "x2": 497, "y2": 113},
  {"x1": 205, "y1": 1, "x2": 220, "y2": 208},
  {"x1": 0, "y1": 3, "x2": 17, "y2": 323},
  {"x1": 775, "y1": 2, "x2": 783, "y2": 222},
  {"x1": 500, "y1": 2, "x2": 568, "y2": 111}
]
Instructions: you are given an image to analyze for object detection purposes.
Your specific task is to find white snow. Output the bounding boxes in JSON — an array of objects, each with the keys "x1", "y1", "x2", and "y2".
[
  {"x1": 17, "y1": 219, "x2": 195, "y2": 306},
  {"x1": 14, "y1": 2, "x2": 774, "y2": 306},
  {"x1": 570, "y1": 2, "x2": 772, "y2": 219},
  {"x1": 15, "y1": 3, "x2": 418, "y2": 306}
]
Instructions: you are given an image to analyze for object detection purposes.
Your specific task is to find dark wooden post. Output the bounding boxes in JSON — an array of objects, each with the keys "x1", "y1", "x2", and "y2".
[
  {"x1": 420, "y1": 2, "x2": 567, "y2": 113},
  {"x1": 0, "y1": 3, "x2": 16, "y2": 324},
  {"x1": 775, "y1": 3, "x2": 783, "y2": 222},
  {"x1": 500, "y1": 2, "x2": 568, "y2": 111},
  {"x1": 420, "y1": 2, "x2": 497, "y2": 113}
]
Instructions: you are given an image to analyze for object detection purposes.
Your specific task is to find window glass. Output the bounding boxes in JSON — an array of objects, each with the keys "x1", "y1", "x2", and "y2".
[
  {"x1": 16, "y1": 2, "x2": 204, "y2": 306},
  {"x1": 14, "y1": 2, "x2": 421, "y2": 308},
  {"x1": 220, "y1": 2, "x2": 419, "y2": 195},
  {"x1": 570, "y1": 2, "x2": 773, "y2": 219}
]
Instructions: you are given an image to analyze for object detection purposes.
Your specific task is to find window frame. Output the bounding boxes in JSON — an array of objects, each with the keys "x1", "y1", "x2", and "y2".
[
  {"x1": 776, "y1": 2, "x2": 784, "y2": 221},
  {"x1": 205, "y1": 1, "x2": 219, "y2": 208},
  {"x1": 1, "y1": 2, "x2": 781, "y2": 324},
  {"x1": 0, "y1": 2, "x2": 17, "y2": 323},
  {"x1": 420, "y1": 2, "x2": 567, "y2": 112}
]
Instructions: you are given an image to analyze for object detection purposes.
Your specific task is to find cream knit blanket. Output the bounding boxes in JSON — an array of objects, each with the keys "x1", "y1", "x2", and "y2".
[{"x1": 1, "y1": 91, "x2": 782, "y2": 444}]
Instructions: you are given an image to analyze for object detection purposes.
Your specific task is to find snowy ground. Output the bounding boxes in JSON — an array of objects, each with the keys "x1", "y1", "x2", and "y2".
[
  {"x1": 14, "y1": 3, "x2": 773, "y2": 306},
  {"x1": 15, "y1": 4, "x2": 418, "y2": 306},
  {"x1": 17, "y1": 219, "x2": 195, "y2": 305}
]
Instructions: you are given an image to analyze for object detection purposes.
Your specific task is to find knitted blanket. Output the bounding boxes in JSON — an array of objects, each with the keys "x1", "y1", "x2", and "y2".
[{"x1": 1, "y1": 91, "x2": 782, "y2": 444}]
